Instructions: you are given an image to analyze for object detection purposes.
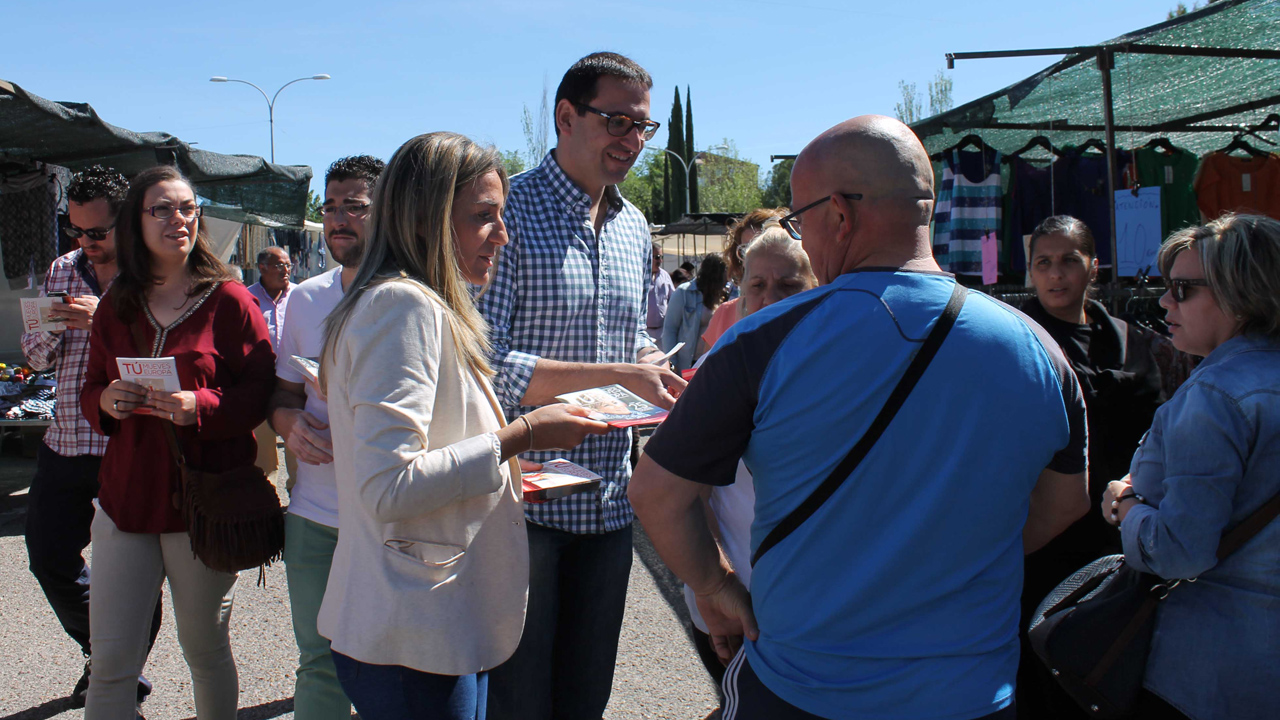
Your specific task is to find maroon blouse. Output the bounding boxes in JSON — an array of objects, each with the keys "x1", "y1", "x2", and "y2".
[{"x1": 81, "y1": 281, "x2": 275, "y2": 534}]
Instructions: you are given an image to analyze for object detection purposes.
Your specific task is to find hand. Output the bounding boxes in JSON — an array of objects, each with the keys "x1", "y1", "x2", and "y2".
[
  {"x1": 694, "y1": 572, "x2": 758, "y2": 664},
  {"x1": 147, "y1": 390, "x2": 198, "y2": 426},
  {"x1": 523, "y1": 404, "x2": 611, "y2": 452},
  {"x1": 52, "y1": 296, "x2": 99, "y2": 332},
  {"x1": 612, "y1": 362, "x2": 687, "y2": 410},
  {"x1": 1101, "y1": 477, "x2": 1135, "y2": 527},
  {"x1": 518, "y1": 458, "x2": 544, "y2": 473},
  {"x1": 637, "y1": 347, "x2": 665, "y2": 365},
  {"x1": 100, "y1": 379, "x2": 148, "y2": 420},
  {"x1": 278, "y1": 408, "x2": 334, "y2": 465}
]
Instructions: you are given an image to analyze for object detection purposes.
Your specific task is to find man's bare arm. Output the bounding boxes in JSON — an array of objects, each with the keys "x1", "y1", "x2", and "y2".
[
  {"x1": 520, "y1": 359, "x2": 686, "y2": 409},
  {"x1": 1024, "y1": 467, "x2": 1089, "y2": 554},
  {"x1": 268, "y1": 379, "x2": 333, "y2": 465}
]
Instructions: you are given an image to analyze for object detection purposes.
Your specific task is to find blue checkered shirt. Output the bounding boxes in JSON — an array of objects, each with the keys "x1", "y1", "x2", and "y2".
[{"x1": 477, "y1": 151, "x2": 655, "y2": 534}]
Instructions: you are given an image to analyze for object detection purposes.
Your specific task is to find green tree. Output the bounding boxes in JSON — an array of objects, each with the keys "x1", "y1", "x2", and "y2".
[
  {"x1": 666, "y1": 86, "x2": 686, "y2": 222},
  {"x1": 894, "y1": 80, "x2": 922, "y2": 125},
  {"x1": 761, "y1": 159, "x2": 794, "y2": 209},
  {"x1": 501, "y1": 150, "x2": 526, "y2": 178},
  {"x1": 522, "y1": 78, "x2": 550, "y2": 167},
  {"x1": 306, "y1": 190, "x2": 322, "y2": 223},
  {"x1": 618, "y1": 148, "x2": 667, "y2": 224},
  {"x1": 697, "y1": 140, "x2": 761, "y2": 213},
  {"x1": 685, "y1": 86, "x2": 698, "y2": 213},
  {"x1": 928, "y1": 70, "x2": 953, "y2": 116}
]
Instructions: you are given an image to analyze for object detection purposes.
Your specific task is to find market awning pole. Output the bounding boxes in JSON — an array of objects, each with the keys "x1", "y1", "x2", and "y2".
[{"x1": 1099, "y1": 49, "x2": 1121, "y2": 313}]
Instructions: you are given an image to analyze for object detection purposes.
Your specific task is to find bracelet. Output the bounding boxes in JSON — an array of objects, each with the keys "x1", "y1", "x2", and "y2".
[
  {"x1": 1109, "y1": 489, "x2": 1146, "y2": 523},
  {"x1": 517, "y1": 415, "x2": 534, "y2": 453}
]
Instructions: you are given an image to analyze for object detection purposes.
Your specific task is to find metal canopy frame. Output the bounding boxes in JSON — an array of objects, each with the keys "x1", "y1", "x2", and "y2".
[{"x1": 944, "y1": 36, "x2": 1280, "y2": 301}]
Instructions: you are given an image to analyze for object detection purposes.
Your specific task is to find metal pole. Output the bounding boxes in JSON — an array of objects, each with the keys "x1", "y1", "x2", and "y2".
[
  {"x1": 1099, "y1": 49, "x2": 1121, "y2": 312},
  {"x1": 268, "y1": 103, "x2": 275, "y2": 163}
]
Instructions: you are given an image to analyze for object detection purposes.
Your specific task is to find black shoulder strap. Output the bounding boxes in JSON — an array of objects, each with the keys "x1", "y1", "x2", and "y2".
[{"x1": 752, "y1": 282, "x2": 967, "y2": 566}]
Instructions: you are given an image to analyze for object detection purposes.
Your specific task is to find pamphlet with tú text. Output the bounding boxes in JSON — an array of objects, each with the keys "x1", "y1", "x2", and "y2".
[
  {"x1": 115, "y1": 357, "x2": 181, "y2": 413},
  {"x1": 522, "y1": 459, "x2": 603, "y2": 503},
  {"x1": 553, "y1": 384, "x2": 667, "y2": 428},
  {"x1": 19, "y1": 297, "x2": 62, "y2": 333},
  {"x1": 288, "y1": 355, "x2": 321, "y2": 385}
]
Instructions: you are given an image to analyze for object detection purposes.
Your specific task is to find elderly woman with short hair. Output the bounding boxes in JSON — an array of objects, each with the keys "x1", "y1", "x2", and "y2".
[{"x1": 1103, "y1": 213, "x2": 1280, "y2": 720}]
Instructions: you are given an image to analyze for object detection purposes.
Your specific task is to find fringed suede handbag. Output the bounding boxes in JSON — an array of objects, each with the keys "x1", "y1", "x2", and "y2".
[{"x1": 131, "y1": 321, "x2": 285, "y2": 575}]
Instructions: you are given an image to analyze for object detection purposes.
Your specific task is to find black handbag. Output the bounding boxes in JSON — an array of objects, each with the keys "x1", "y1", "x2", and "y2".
[{"x1": 1027, "y1": 490, "x2": 1280, "y2": 718}]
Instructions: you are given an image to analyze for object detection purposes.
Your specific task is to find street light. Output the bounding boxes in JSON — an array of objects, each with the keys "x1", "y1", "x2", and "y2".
[
  {"x1": 660, "y1": 148, "x2": 694, "y2": 218},
  {"x1": 210, "y1": 74, "x2": 331, "y2": 162}
]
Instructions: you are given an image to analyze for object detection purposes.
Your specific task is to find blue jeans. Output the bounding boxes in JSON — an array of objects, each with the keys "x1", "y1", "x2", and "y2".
[
  {"x1": 486, "y1": 522, "x2": 633, "y2": 720},
  {"x1": 332, "y1": 651, "x2": 486, "y2": 720},
  {"x1": 25, "y1": 442, "x2": 162, "y2": 662}
]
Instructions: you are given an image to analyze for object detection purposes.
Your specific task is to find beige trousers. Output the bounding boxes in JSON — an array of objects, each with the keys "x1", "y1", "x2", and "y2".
[{"x1": 86, "y1": 506, "x2": 239, "y2": 720}]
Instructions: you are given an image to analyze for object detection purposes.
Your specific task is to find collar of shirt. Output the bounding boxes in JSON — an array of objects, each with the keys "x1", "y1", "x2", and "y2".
[{"x1": 539, "y1": 151, "x2": 624, "y2": 226}]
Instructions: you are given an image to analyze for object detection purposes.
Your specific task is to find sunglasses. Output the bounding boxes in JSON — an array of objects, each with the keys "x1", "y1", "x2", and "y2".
[
  {"x1": 64, "y1": 223, "x2": 115, "y2": 242},
  {"x1": 576, "y1": 103, "x2": 660, "y2": 141},
  {"x1": 778, "y1": 194, "x2": 863, "y2": 240},
  {"x1": 1164, "y1": 278, "x2": 1209, "y2": 303}
]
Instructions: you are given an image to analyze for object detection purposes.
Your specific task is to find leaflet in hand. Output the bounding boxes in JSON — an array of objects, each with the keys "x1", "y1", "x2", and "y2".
[
  {"x1": 19, "y1": 297, "x2": 61, "y2": 333},
  {"x1": 554, "y1": 384, "x2": 668, "y2": 428},
  {"x1": 115, "y1": 357, "x2": 181, "y2": 416},
  {"x1": 289, "y1": 355, "x2": 320, "y2": 385},
  {"x1": 646, "y1": 342, "x2": 684, "y2": 365},
  {"x1": 522, "y1": 459, "x2": 602, "y2": 503}
]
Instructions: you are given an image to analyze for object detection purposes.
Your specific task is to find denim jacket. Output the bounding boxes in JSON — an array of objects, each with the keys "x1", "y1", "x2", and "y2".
[
  {"x1": 1122, "y1": 334, "x2": 1280, "y2": 720},
  {"x1": 660, "y1": 281, "x2": 704, "y2": 373}
]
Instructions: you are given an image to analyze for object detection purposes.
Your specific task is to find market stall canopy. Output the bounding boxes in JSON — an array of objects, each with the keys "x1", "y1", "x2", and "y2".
[
  {"x1": 912, "y1": 0, "x2": 1280, "y2": 157},
  {"x1": 0, "y1": 79, "x2": 312, "y2": 227},
  {"x1": 654, "y1": 213, "x2": 741, "y2": 236}
]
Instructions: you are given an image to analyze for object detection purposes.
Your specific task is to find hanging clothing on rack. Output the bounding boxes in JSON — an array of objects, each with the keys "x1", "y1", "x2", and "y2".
[
  {"x1": 1054, "y1": 145, "x2": 1131, "y2": 268},
  {"x1": 1132, "y1": 144, "x2": 1201, "y2": 236},
  {"x1": 0, "y1": 166, "x2": 67, "y2": 287},
  {"x1": 1005, "y1": 157, "x2": 1058, "y2": 275},
  {"x1": 933, "y1": 147, "x2": 1002, "y2": 275},
  {"x1": 1194, "y1": 151, "x2": 1280, "y2": 221}
]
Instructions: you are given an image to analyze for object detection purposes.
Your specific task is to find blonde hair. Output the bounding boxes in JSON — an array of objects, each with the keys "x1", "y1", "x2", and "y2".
[
  {"x1": 1158, "y1": 213, "x2": 1280, "y2": 339},
  {"x1": 321, "y1": 132, "x2": 508, "y2": 383},
  {"x1": 738, "y1": 225, "x2": 817, "y2": 318}
]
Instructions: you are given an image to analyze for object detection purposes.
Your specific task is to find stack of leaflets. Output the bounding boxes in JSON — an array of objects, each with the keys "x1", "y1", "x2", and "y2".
[
  {"x1": 554, "y1": 384, "x2": 667, "y2": 428},
  {"x1": 115, "y1": 357, "x2": 181, "y2": 414},
  {"x1": 521, "y1": 458, "x2": 602, "y2": 503},
  {"x1": 289, "y1": 355, "x2": 321, "y2": 385}
]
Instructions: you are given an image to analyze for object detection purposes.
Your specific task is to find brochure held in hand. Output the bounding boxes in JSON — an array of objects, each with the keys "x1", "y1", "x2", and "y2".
[
  {"x1": 115, "y1": 357, "x2": 181, "y2": 414},
  {"x1": 522, "y1": 459, "x2": 603, "y2": 503},
  {"x1": 553, "y1": 384, "x2": 667, "y2": 428}
]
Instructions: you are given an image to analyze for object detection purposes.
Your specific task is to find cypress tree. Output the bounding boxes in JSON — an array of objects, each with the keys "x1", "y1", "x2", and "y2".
[
  {"x1": 667, "y1": 86, "x2": 685, "y2": 221},
  {"x1": 661, "y1": 155, "x2": 671, "y2": 226},
  {"x1": 685, "y1": 86, "x2": 698, "y2": 214}
]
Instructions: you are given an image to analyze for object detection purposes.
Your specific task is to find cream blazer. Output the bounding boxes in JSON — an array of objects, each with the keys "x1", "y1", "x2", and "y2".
[{"x1": 317, "y1": 278, "x2": 527, "y2": 675}]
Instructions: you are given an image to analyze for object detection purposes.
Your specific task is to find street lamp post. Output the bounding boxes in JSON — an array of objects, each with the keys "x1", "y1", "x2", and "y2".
[
  {"x1": 209, "y1": 74, "x2": 331, "y2": 162},
  {"x1": 660, "y1": 148, "x2": 694, "y2": 219}
]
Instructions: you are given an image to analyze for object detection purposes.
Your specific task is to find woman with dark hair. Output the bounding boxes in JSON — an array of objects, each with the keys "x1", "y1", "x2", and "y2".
[
  {"x1": 80, "y1": 166, "x2": 275, "y2": 720},
  {"x1": 661, "y1": 254, "x2": 728, "y2": 372},
  {"x1": 1016, "y1": 215, "x2": 1171, "y2": 719},
  {"x1": 1102, "y1": 214, "x2": 1280, "y2": 720}
]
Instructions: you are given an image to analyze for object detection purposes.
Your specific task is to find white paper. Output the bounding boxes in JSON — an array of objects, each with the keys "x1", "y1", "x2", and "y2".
[
  {"x1": 19, "y1": 297, "x2": 61, "y2": 333},
  {"x1": 523, "y1": 458, "x2": 603, "y2": 490},
  {"x1": 289, "y1": 355, "x2": 320, "y2": 385},
  {"x1": 115, "y1": 357, "x2": 182, "y2": 392},
  {"x1": 646, "y1": 342, "x2": 684, "y2": 365}
]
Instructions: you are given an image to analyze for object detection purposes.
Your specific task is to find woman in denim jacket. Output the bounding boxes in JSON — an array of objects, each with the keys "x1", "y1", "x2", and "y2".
[{"x1": 1103, "y1": 214, "x2": 1280, "y2": 720}]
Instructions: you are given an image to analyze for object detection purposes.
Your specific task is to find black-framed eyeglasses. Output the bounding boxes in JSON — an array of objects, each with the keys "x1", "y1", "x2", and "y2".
[
  {"x1": 576, "y1": 103, "x2": 660, "y2": 141},
  {"x1": 321, "y1": 202, "x2": 371, "y2": 218},
  {"x1": 64, "y1": 223, "x2": 115, "y2": 241},
  {"x1": 1164, "y1": 277, "x2": 1209, "y2": 303},
  {"x1": 146, "y1": 204, "x2": 202, "y2": 220},
  {"x1": 778, "y1": 194, "x2": 863, "y2": 240}
]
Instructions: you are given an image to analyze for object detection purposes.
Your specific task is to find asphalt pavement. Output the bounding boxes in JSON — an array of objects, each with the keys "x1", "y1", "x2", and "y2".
[{"x1": 0, "y1": 446, "x2": 718, "y2": 720}]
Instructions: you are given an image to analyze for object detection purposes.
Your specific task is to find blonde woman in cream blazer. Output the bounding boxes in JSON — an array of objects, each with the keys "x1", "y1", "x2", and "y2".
[{"x1": 317, "y1": 133, "x2": 608, "y2": 720}]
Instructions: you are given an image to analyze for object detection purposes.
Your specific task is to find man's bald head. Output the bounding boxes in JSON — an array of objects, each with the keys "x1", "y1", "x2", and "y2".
[
  {"x1": 795, "y1": 115, "x2": 934, "y2": 204},
  {"x1": 789, "y1": 116, "x2": 940, "y2": 282}
]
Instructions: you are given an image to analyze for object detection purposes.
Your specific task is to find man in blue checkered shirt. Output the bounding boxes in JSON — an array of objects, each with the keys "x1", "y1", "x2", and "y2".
[{"x1": 478, "y1": 52, "x2": 686, "y2": 720}]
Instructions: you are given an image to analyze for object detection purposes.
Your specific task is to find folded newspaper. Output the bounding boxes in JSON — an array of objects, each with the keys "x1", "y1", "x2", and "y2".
[
  {"x1": 116, "y1": 357, "x2": 181, "y2": 414},
  {"x1": 554, "y1": 384, "x2": 667, "y2": 428},
  {"x1": 521, "y1": 458, "x2": 602, "y2": 503}
]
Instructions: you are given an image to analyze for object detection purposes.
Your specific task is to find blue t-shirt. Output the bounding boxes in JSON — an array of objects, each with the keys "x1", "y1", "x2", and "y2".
[{"x1": 645, "y1": 270, "x2": 1087, "y2": 720}]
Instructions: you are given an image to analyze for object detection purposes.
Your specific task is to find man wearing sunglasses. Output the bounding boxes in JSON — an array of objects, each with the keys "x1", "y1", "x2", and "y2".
[
  {"x1": 479, "y1": 52, "x2": 686, "y2": 720},
  {"x1": 634, "y1": 116, "x2": 1089, "y2": 720},
  {"x1": 20, "y1": 165, "x2": 162, "y2": 710}
]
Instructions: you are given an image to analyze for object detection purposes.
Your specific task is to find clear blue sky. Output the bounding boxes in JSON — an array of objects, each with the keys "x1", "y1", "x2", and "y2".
[{"x1": 8, "y1": 0, "x2": 1181, "y2": 196}]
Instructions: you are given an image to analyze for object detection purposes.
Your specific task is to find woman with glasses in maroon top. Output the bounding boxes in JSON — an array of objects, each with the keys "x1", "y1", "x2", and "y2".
[{"x1": 81, "y1": 166, "x2": 275, "y2": 720}]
